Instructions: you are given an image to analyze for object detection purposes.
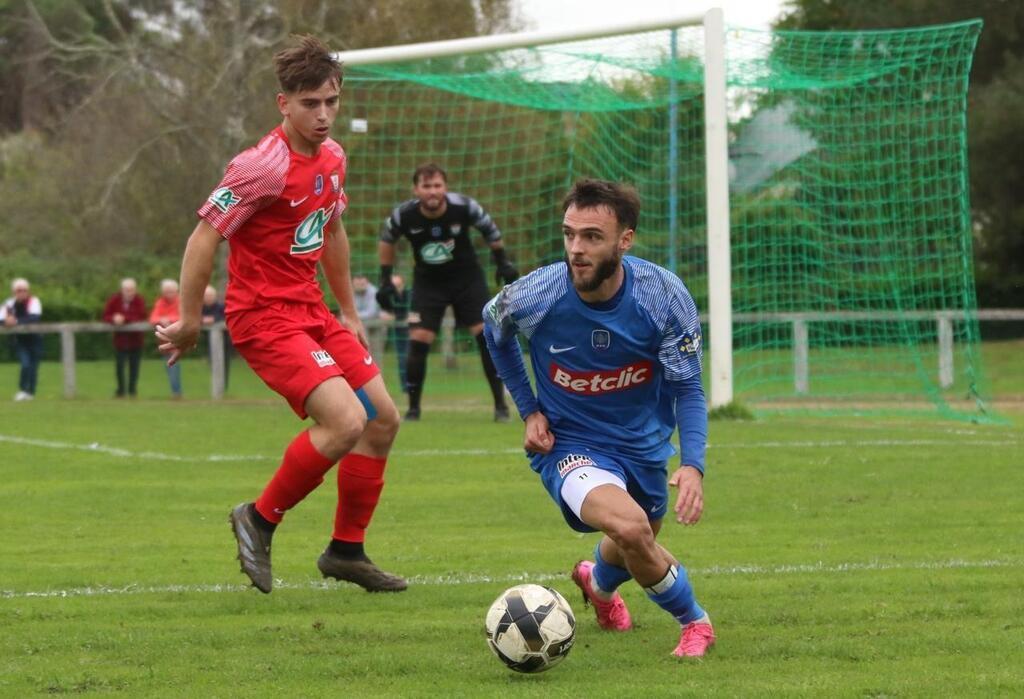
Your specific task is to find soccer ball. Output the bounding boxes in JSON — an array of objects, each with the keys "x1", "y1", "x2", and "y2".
[{"x1": 484, "y1": 583, "x2": 576, "y2": 673}]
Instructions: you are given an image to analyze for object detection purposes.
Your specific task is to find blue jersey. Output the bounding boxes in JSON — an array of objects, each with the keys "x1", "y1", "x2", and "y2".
[{"x1": 483, "y1": 256, "x2": 707, "y2": 471}]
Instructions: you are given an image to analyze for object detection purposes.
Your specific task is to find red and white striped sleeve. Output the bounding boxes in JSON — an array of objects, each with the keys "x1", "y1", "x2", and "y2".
[{"x1": 197, "y1": 135, "x2": 290, "y2": 239}]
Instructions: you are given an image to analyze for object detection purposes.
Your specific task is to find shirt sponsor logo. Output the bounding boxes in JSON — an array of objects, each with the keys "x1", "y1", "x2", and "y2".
[
  {"x1": 209, "y1": 187, "x2": 240, "y2": 213},
  {"x1": 549, "y1": 360, "x2": 653, "y2": 395},
  {"x1": 290, "y1": 204, "x2": 335, "y2": 255},
  {"x1": 314, "y1": 174, "x2": 324, "y2": 195},
  {"x1": 311, "y1": 350, "x2": 336, "y2": 367},
  {"x1": 557, "y1": 453, "x2": 596, "y2": 477},
  {"x1": 592, "y1": 329, "x2": 611, "y2": 351},
  {"x1": 420, "y1": 240, "x2": 455, "y2": 264}
]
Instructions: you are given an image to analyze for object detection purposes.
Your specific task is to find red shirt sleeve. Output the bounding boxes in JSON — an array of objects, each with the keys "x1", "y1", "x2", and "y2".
[{"x1": 197, "y1": 137, "x2": 289, "y2": 239}]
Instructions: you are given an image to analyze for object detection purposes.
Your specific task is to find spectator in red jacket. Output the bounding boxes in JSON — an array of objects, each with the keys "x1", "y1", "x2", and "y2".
[{"x1": 103, "y1": 278, "x2": 148, "y2": 398}]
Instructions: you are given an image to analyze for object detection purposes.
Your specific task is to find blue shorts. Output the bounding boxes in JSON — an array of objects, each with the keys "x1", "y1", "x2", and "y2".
[{"x1": 532, "y1": 445, "x2": 669, "y2": 533}]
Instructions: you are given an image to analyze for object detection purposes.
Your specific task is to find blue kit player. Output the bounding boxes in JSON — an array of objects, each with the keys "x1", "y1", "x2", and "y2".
[{"x1": 483, "y1": 179, "x2": 714, "y2": 658}]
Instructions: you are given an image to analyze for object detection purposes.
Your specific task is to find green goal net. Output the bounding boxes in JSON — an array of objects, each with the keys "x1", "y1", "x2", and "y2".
[{"x1": 336, "y1": 19, "x2": 987, "y2": 420}]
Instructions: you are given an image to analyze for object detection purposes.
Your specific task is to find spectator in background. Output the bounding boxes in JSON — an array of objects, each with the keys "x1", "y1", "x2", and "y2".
[
  {"x1": 352, "y1": 274, "x2": 384, "y2": 360},
  {"x1": 201, "y1": 284, "x2": 232, "y2": 390},
  {"x1": 149, "y1": 279, "x2": 182, "y2": 398},
  {"x1": 103, "y1": 278, "x2": 148, "y2": 398},
  {"x1": 352, "y1": 274, "x2": 379, "y2": 322},
  {"x1": 1, "y1": 278, "x2": 42, "y2": 401},
  {"x1": 378, "y1": 273, "x2": 410, "y2": 392}
]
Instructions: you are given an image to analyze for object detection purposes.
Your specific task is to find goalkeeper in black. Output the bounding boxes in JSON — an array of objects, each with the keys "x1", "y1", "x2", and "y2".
[{"x1": 376, "y1": 163, "x2": 518, "y2": 422}]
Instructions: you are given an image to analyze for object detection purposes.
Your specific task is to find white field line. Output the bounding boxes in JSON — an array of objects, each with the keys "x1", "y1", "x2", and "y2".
[
  {"x1": 0, "y1": 433, "x2": 1019, "y2": 464},
  {"x1": 1, "y1": 558, "x2": 1016, "y2": 600}
]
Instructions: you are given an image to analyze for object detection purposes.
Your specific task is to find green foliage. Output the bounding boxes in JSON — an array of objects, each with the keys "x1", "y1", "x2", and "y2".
[{"x1": 0, "y1": 250, "x2": 180, "y2": 360}]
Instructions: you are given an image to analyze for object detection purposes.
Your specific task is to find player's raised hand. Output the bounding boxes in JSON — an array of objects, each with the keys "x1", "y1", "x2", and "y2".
[
  {"x1": 669, "y1": 465, "x2": 704, "y2": 525},
  {"x1": 524, "y1": 411, "x2": 554, "y2": 454},
  {"x1": 155, "y1": 319, "x2": 200, "y2": 367}
]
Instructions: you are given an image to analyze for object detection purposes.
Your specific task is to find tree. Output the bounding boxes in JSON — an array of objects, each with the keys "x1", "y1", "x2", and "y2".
[
  {"x1": 0, "y1": 0, "x2": 519, "y2": 290},
  {"x1": 776, "y1": 0, "x2": 1024, "y2": 306}
]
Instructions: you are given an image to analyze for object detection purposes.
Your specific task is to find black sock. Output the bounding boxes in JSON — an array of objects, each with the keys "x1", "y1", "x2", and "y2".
[
  {"x1": 329, "y1": 539, "x2": 368, "y2": 561},
  {"x1": 249, "y1": 503, "x2": 277, "y2": 533},
  {"x1": 475, "y1": 333, "x2": 507, "y2": 409},
  {"x1": 406, "y1": 340, "x2": 431, "y2": 412}
]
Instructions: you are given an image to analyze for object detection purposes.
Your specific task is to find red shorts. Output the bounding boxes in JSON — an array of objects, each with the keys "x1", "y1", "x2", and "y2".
[{"x1": 227, "y1": 301, "x2": 379, "y2": 418}]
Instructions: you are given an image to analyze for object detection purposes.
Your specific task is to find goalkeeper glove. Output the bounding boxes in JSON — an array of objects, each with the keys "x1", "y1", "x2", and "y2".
[
  {"x1": 375, "y1": 265, "x2": 397, "y2": 311},
  {"x1": 492, "y1": 248, "x2": 519, "y2": 285}
]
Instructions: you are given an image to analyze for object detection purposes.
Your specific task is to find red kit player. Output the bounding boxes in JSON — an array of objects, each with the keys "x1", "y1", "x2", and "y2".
[{"x1": 156, "y1": 36, "x2": 405, "y2": 593}]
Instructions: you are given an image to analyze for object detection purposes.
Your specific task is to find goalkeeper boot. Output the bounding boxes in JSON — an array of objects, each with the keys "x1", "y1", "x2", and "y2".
[
  {"x1": 571, "y1": 560, "x2": 632, "y2": 631},
  {"x1": 229, "y1": 502, "x2": 274, "y2": 594},
  {"x1": 672, "y1": 616, "x2": 716, "y2": 657},
  {"x1": 317, "y1": 548, "x2": 408, "y2": 592}
]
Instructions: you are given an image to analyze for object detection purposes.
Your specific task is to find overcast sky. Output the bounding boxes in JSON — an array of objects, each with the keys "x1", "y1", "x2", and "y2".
[{"x1": 517, "y1": 0, "x2": 788, "y2": 32}]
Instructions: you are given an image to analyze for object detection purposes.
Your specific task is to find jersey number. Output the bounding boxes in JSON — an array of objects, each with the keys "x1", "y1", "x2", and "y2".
[{"x1": 291, "y1": 204, "x2": 335, "y2": 255}]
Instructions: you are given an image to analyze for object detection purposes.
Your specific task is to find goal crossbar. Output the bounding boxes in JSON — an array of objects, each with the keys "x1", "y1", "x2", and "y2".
[{"x1": 332, "y1": 13, "x2": 705, "y2": 66}]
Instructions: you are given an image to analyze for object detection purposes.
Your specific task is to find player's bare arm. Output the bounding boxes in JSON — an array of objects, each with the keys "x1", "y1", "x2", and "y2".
[
  {"x1": 524, "y1": 411, "x2": 555, "y2": 454},
  {"x1": 155, "y1": 220, "x2": 222, "y2": 365},
  {"x1": 320, "y1": 217, "x2": 368, "y2": 348},
  {"x1": 668, "y1": 465, "x2": 704, "y2": 525}
]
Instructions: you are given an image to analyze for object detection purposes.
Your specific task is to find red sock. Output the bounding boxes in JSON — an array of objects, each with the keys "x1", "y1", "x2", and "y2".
[
  {"x1": 333, "y1": 453, "x2": 387, "y2": 542},
  {"x1": 255, "y1": 431, "x2": 335, "y2": 524}
]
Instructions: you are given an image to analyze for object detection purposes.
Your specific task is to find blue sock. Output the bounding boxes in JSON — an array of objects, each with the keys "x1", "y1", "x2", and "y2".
[
  {"x1": 645, "y1": 564, "x2": 705, "y2": 625},
  {"x1": 591, "y1": 542, "x2": 632, "y2": 594}
]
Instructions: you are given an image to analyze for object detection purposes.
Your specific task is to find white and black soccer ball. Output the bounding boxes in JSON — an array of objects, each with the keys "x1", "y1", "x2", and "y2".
[{"x1": 485, "y1": 583, "x2": 576, "y2": 673}]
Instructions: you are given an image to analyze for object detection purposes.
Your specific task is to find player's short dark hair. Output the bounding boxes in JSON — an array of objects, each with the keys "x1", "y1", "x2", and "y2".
[
  {"x1": 412, "y1": 163, "x2": 448, "y2": 185},
  {"x1": 562, "y1": 179, "x2": 640, "y2": 231},
  {"x1": 274, "y1": 35, "x2": 343, "y2": 94}
]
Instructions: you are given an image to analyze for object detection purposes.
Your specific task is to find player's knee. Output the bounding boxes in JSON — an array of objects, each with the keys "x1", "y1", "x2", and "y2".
[
  {"x1": 364, "y1": 400, "x2": 400, "y2": 447},
  {"x1": 605, "y1": 512, "x2": 655, "y2": 554},
  {"x1": 319, "y1": 412, "x2": 366, "y2": 455}
]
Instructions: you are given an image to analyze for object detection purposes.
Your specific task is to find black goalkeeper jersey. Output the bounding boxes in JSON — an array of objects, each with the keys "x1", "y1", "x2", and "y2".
[{"x1": 379, "y1": 192, "x2": 502, "y2": 281}]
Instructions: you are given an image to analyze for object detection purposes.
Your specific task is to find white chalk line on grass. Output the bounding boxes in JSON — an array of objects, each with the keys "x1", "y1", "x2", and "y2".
[
  {"x1": 1, "y1": 433, "x2": 1020, "y2": 464},
  {"x1": 1, "y1": 558, "x2": 1017, "y2": 600}
]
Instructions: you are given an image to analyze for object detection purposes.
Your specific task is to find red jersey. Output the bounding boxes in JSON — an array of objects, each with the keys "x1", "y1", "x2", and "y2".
[{"x1": 197, "y1": 126, "x2": 349, "y2": 313}]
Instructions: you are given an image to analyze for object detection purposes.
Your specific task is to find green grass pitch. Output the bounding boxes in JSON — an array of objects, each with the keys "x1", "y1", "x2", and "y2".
[{"x1": 0, "y1": 355, "x2": 1022, "y2": 696}]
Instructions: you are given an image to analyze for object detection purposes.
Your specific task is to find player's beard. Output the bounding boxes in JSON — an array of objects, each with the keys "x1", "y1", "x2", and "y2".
[{"x1": 566, "y1": 248, "x2": 622, "y2": 293}]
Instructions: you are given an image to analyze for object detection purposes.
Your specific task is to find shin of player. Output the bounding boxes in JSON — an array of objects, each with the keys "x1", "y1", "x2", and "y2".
[
  {"x1": 483, "y1": 178, "x2": 714, "y2": 657},
  {"x1": 155, "y1": 36, "x2": 405, "y2": 594}
]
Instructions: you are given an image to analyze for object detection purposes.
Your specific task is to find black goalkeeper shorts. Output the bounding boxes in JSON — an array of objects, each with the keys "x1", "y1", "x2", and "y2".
[{"x1": 409, "y1": 267, "x2": 491, "y2": 333}]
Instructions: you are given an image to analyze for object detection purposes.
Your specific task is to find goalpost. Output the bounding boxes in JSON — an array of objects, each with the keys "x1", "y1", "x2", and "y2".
[{"x1": 333, "y1": 10, "x2": 987, "y2": 419}]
